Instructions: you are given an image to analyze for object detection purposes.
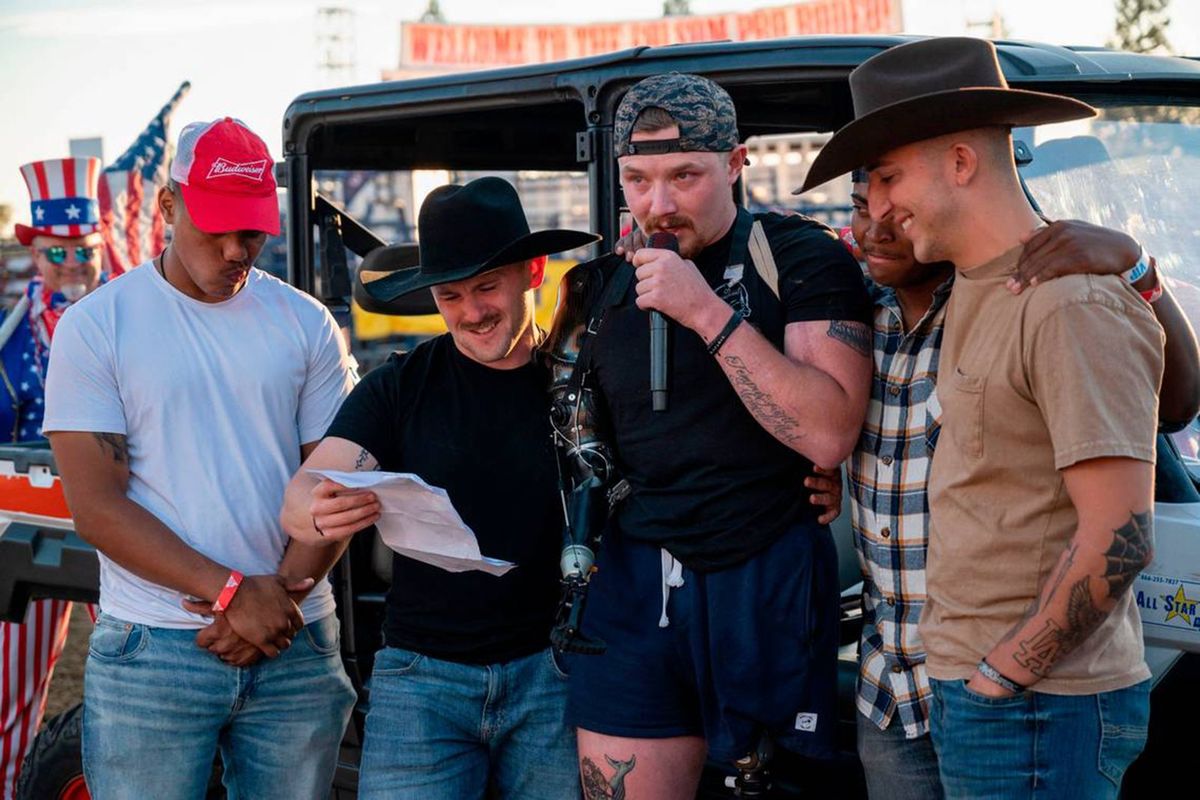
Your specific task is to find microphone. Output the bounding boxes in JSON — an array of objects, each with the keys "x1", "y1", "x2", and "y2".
[{"x1": 645, "y1": 231, "x2": 677, "y2": 412}]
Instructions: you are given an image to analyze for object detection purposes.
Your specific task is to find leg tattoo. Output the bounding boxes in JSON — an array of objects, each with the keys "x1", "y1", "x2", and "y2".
[{"x1": 581, "y1": 754, "x2": 636, "y2": 800}]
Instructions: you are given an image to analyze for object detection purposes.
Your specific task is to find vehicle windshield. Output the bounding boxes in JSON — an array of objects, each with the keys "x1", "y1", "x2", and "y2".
[
  {"x1": 1017, "y1": 105, "x2": 1200, "y2": 330},
  {"x1": 1017, "y1": 105, "x2": 1200, "y2": 459}
]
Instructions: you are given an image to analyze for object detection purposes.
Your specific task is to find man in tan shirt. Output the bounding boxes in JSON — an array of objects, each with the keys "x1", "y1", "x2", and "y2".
[{"x1": 799, "y1": 38, "x2": 1164, "y2": 799}]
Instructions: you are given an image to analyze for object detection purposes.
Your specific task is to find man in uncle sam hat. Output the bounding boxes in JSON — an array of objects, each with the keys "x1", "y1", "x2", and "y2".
[
  {"x1": 801, "y1": 37, "x2": 1167, "y2": 799},
  {"x1": 0, "y1": 156, "x2": 107, "y2": 799}
]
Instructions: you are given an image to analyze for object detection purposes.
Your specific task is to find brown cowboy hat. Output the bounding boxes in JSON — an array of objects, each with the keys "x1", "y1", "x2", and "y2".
[{"x1": 795, "y1": 37, "x2": 1097, "y2": 194}]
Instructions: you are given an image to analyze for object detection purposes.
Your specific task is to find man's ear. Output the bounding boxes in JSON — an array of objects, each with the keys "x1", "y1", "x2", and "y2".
[
  {"x1": 528, "y1": 255, "x2": 548, "y2": 290},
  {"x1": 727, "y1": 144, "x2": 749, "y2": 183},
  {"x1": 158, "y1": 186, "x2": 177, "y2": 224},
  {"x1": 950, "y1": 142, "x2": 980, "y2": 187}
]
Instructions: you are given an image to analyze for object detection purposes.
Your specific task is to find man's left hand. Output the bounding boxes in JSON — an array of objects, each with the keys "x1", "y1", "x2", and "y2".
[
  {"x1": 632, "y1": 246, "x2": 724, "y2": 333},
  {"x1": 1009, "y1": 220, "x2": 1140, "y2": 293}
]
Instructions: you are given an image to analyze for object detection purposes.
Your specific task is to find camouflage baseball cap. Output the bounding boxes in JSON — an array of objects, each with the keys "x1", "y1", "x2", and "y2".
[{"x1": 613, "y1": 73, "x2": 740, "y2": 158}]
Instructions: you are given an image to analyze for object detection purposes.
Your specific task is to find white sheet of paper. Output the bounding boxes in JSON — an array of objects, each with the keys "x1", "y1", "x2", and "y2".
[{"x1": 308, "y1": 469, "x2": 516, "y2": 576}]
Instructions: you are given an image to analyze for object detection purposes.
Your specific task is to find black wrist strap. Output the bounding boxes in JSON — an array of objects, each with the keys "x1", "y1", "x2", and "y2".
[
  {"x1": 706, "y1": 309, "x2": 745, "y2": 356},
  {"x1": 978, "y1": 658, "x2": 1026, "y2": 693}
]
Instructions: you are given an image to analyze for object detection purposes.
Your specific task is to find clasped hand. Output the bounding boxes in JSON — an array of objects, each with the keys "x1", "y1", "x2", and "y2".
[{"x1": 182, "y1": 573, "x2": 313, "y2": 666}]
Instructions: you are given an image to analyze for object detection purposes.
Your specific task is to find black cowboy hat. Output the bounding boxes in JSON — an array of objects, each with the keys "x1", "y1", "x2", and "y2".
[
  {"x1": 796, "y1": 37, "x2": 1097, "y2": 194},
  {"x1": 363, "y1": 176, "x2": 601, "y2": 304},
  {"x1": 354, "y1": 243, "x2": 440, "y2": 316}
]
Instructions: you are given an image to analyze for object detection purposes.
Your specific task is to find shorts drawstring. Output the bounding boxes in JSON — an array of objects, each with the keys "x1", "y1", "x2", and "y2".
[{"x1": 659, "y1": 549, "x2": 685, "y2": 628}]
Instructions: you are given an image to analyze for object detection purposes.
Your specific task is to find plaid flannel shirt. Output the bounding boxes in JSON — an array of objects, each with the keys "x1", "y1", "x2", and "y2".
[{"x1": 848, "y1": 276, "x2": 952, "y2": 738}]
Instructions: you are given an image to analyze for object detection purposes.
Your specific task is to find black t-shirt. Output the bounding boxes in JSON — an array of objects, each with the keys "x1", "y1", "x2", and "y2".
[
  {"x1": 588, "y1": 212, "x2": 871, "y2": 571},
  {"x1": 325, "y1": 334, "x2": 562, "y2": 664}
]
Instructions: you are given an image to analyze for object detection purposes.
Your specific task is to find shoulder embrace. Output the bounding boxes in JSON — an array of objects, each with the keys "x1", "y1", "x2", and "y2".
[{"x1": 1023, "y1": 273, "x2": 1150, "y2": 320}]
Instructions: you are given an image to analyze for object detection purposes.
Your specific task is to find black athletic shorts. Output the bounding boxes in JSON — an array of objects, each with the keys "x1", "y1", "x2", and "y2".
[{"x1": 565, "y1": 519, "x2": 840, "y2": 763}]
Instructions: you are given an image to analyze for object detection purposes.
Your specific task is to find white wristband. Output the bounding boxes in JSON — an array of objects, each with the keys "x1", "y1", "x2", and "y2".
[{"x1": 1122, "y1": 245, "x2": 1150, "y2": 285}]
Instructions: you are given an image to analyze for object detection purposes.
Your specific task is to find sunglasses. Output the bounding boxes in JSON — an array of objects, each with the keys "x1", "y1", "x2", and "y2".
[{"x1": 38, "y1": 246, "x2": 99, "y2": 265}]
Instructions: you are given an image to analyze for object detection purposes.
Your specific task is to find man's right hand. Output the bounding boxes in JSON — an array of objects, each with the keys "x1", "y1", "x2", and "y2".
[
  {"x1": 221, "y1": 574, "x2": 310, "y2": 658},
  {"x1": 306, "y1": 479, "x2": 382, "y2": 542},
  {"x1": 195, "y1": 614, "x2": 263, "y2": 667}
]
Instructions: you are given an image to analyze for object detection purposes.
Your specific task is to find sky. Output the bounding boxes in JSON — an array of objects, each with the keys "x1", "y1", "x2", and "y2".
[{"x1": 1, "y1": 0, "x2": 1198, "y2": 222}]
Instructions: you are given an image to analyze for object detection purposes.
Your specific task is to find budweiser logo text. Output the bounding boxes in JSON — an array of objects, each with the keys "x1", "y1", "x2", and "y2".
[{"x1": 206, "y1": 157, "x2": 268, "y2": 181}]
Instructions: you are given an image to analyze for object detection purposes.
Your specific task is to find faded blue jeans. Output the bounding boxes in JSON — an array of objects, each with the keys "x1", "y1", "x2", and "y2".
[
  {"x1": 82, "y1": 612, "x2": 355, "y2": 800},
  {"x1": 929, "y1": 678, "x2": 1150, "y2": 800},
  {"x1": 359, "y1": 645, "x2": 580, "y2": 800},
  {"x1": 856, "y1": 712, "x2": 944, "y2": 800}
]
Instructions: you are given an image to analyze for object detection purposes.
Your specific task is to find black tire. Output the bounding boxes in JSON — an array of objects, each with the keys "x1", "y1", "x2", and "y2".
[
  {"x1": 15, "y1": 702, "x2": 227, "y2": 800},
  {"x1": 15, "y1": 703, "x2": 88, "y2": 800}
]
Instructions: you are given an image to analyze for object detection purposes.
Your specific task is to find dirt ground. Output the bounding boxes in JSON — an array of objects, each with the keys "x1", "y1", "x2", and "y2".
[{"x1": 43, "y1": 603, "x2": 91, "y2": 724}]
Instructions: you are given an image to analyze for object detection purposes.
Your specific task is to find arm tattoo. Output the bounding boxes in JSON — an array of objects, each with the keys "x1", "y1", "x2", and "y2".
[
  {"x1": 720, "y1": 355, "x2": 804, "y2": 445},
  {"x1": 353, "y1": 448, "x2": 373, "y2": 471},
  {"x1": 581, "y1": 755, "x2": 636, "y2": 800},
  {"x1": 1010, "y1": 511, "x2": 1152, "y2": 677},
  {"x1": 826, "y1": 320, "x2": 871, "y2": 357},
  {"x1": 997, "y1": 545, "x2": 1078, "y2": 646},
  {"x1": 1013, "y1": 578, "x2": 1104, "y2": 677},
  {"x1": 92, "y1": 432, "x2": 129, "y2": 464},
  {"x1": 1102, "y1": 510, "x2": 1153, "y2": 599}
]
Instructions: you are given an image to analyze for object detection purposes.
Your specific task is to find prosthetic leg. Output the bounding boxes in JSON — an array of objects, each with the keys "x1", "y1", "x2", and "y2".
[{"x1": 726, "y1": 735, "x2": 774, "y2": 798}]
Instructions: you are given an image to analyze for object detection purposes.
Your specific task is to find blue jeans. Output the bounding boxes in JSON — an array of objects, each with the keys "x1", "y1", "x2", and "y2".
[
  {"x1": 82, "y1": 612, "x2": 355, "y2": 800},
  {"x1": 929, "y1": 678, "x2": 1149, "y2": 800},
  {"x1": 359, "y1": 645, "x2": 579, "y2": 800},
  {"x1": 856, "y1": 712, "x2": 943, "y2": 800}
]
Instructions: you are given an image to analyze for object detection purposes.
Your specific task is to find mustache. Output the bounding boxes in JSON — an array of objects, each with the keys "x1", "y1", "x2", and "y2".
[
  {"x1": 644, "y1": 215, "x2": 691, "y2": 232},
  {"x1": 461, "y1": 314, "x2": 502, "y2": 334}
]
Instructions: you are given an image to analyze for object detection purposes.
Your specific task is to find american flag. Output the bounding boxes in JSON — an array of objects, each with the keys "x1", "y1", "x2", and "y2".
[{"x1": 98, "y1": 81, "x2": 190, "y2": 276}]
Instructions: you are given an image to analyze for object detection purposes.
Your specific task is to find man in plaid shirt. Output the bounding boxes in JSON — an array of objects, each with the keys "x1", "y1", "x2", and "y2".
[{"x1": 843, "y1": 168, "x2": 1198, "y2": 800}]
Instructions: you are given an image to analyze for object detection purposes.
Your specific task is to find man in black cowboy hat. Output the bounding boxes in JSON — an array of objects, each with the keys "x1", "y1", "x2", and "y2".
[
  {"x1": 279, "y1": 176, "x2": 599, "y2": 799},
  {"x1": 802, "y1": 37, "x2": 1166, "y2": 799}
]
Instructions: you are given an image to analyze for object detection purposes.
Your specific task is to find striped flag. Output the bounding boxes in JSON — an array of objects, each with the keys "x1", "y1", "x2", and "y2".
[{"x1": 98, "y1": 81, "x2": 190, "y2": 276}]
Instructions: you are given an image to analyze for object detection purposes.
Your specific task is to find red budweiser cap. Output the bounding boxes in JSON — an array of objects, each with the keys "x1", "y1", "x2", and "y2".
[{"x1": 170, "y1": 117, "x2": 280, "y2": 236}]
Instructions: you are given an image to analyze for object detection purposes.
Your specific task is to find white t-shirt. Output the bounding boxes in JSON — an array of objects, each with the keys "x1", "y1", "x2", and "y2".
[{"x1": 43, "y1": 262, "x2": 356, "y2": 628}]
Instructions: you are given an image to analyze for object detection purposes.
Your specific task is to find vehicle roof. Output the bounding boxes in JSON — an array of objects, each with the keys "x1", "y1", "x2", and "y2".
[{"x1": 282, "y1": 34, "x2": 1200, "y2": 172}]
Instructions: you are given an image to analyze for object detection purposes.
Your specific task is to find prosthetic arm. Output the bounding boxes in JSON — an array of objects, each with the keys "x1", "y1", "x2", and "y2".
[{"x1": 543, "y1": 262, "x2": 629, "y2": 655}]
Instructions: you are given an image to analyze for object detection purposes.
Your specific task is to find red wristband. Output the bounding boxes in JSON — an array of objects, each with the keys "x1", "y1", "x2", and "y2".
[{"x1": 211, "y1": 570, "x2": 244, "y2": 613}]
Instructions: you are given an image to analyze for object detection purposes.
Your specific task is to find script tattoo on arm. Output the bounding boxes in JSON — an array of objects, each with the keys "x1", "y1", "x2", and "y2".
[
  {"x1": 1011, "y1": 511, "x2": 1153, "y2": 677},
  {"x1": 353, "y1": 448, "x2": 373, "y2": 471},
  {"x1": 826, "y1": 320, "x2": 871, "y2": 357},
  {"x1": 581, "y1": 754, "x2": 636, "y2": 800},
  {"x1": 720, "y1": 354, "x2": 804, "y2": 445},
  {"x1": 92, "y1": 432, "x2": 129, "y2": 464}
]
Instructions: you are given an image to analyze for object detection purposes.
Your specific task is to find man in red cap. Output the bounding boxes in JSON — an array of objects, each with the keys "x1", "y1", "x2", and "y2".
[
  {"x1": 42, "y1": 118, "x2": 358, "y2": 799},
  {"x1": 0, "y1": 156, "x2": 107, "y2": 799}
]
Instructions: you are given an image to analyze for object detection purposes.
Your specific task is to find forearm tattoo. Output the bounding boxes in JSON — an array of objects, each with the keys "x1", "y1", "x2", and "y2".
[
  {"x1": 1101, "y1": 510, "x2": 1153, "y2": 598},
  {"x1": 1011, "y1": 511, "x2": 1153, "y2": 677},
  {"x1": 582, "y1": 754, "x2": 636, "y2": 800},
  {"x1": 720, "y1": 354, "x2": 804, "y2": 445},
  {"x1": 353, "y1": 447, "x2": 374, "y2": 471},
  {"x1": 826, "y1": 320, "x2": 871, "y2": 357},
  {"x1": 92, "y1": 432, "x2": 129, "y2": 464}
]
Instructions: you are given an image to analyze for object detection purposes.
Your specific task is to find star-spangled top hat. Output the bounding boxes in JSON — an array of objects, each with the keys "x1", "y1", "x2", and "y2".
[{"x1": 15, "y1": 157, "x2": 104, "y2": 246}]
